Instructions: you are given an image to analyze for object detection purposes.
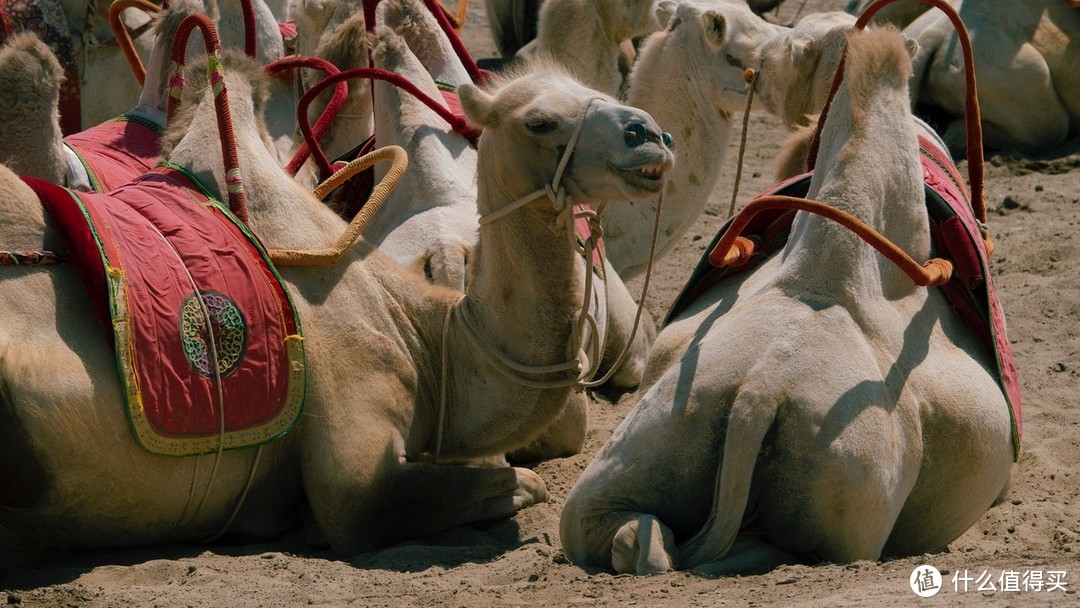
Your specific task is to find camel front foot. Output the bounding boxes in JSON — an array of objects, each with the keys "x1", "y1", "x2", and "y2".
[{"x1": 611, "y1": 514, "x2": 678, "y2": 575}]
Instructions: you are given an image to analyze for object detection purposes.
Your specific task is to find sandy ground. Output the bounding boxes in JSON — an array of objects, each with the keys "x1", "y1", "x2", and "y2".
[{"x1": 3, "y1": 1, "x2": 1079, "y2": 606}]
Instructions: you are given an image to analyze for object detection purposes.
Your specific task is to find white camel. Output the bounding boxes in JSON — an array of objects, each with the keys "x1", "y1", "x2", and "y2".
[
  {"x1": 904, "y1": 0, "x2": 1080, "y2": 154},
  {"x1": 600, "y1": 0, "x2": 784, "y2": 280},
  {"x1": 0, "y1": 43, "x2": 673, "y2": 554},
  {"x1": 846, "y1": 0, "x2": 930, "y2": 28},
  {"x1": 515, "y1": 0, "x2": 660, "y2": 96},
  {"x1": 560, "y1": 26, "x2": 1013, "y2": 575}
]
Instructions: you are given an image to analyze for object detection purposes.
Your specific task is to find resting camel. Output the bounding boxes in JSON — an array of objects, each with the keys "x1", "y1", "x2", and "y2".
[
  {"x1": 515, "y1": 0, "x2": 660, "y2": 96},
  {"x1": 600, "y1": 0, "x2": 784, "y2": 280},
  {"x1": 905, "y1": 0, "x2": 1080, "y2": 154},
  {"x1": 0, "y1": 42, "x2": 673, "y2": 554},
  {"x1": 358, "y1": 0, "x2": 659, "y2": 404},
  {"x1": 560, "y1": 26, "x2": 1013, "y2": 575}
]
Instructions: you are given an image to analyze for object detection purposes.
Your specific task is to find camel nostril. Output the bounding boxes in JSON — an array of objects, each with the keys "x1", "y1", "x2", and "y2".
[
  {"x1": 661, "y1": 132, "x2": 674, "y2": 149},
  {"x1": 624, "y1": 122, "x2": 648, "y2": 147}
]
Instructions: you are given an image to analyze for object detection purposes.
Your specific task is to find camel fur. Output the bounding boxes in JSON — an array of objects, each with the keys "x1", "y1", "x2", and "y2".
[
  {"x1": 560, "y1": 26, "x2": 1013, "y2": 575},
  {"x1": 0, "y1": 33, "x2": 66, "y2": 185},
  {"x1": 360, "y1": 0, "x2": 659, "y2": 409},
  {"x1": 0, "y1": 42, "x2": 673, "y2": 555},
  {"x1": 515, "y1": 0, "x2": 661, "y2": 96}
]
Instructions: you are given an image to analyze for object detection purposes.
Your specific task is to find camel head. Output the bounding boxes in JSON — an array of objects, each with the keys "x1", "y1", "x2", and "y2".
[
  {"x1": 634, "y1": 0, "x2": 785, "y2": 116},
  {"x1": 755, "y1": 11, "x2": 857, "y2": 129},
  {"x1": 459, "y1": 60, "x2": 674, "y2": 212}
]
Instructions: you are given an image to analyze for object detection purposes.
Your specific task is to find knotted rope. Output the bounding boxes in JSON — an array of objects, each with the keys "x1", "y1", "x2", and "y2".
[{"x1": 727, "y1": 68, "x2": 758, "y2": 218}]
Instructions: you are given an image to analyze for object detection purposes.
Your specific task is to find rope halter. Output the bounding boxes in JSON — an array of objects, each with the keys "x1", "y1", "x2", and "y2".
[{"x1": 434, "y1": 95, "x2": 666, "y2": 460}]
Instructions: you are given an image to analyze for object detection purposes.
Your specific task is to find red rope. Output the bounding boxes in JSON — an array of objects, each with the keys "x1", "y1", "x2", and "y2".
[
  {"x1": 296, "y1": 67, "x2": 479, "y2": 179},
  {"x1": 264, "y1": 56, "x2": 349, "y2": 177},
  {"x1": 807, "y1": 0, "x2": 985, "y2": 224},
  {"x1": 241, "y1": 0, "x2": 257, "y2": 58},
  {"x1": 167, "y1": 13, "x2": 249, "y2": 224}
]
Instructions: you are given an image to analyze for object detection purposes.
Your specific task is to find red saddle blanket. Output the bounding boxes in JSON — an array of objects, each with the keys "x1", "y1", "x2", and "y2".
[
  {"x1": 666, "y1": 136, "x2": 1022, "y2": 461},
  {"x1": 24, "y1": 166, "x2": 305, "y2": 457},
  {"x1": 63, "y1": 113, "x2": 163, "y2": 192}
]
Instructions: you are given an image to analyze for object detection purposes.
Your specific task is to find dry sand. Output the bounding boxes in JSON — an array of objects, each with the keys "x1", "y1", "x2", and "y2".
[{"x1": 2, "y1": 1, "x2": 1078, "y2": 605}]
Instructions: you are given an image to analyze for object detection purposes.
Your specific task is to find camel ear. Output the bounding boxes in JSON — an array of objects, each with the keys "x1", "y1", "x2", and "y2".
[
  {"x1": 655, "y1": 0, "x2": 678, "y2": 29},
  {"x1": 702, "y1": 10, "x2": 727, "y2": 47},
  {"x1": 458, "y1": 83, "x2": 498, "y2": 128},
  {"x1": 903, "y1": 35, "x2": 919, "y2": 61}
]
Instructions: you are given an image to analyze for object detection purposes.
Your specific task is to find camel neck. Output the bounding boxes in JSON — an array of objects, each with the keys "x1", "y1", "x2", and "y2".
[{"x1": 778, "y1": 92, "x2": 931, "y2": 303}]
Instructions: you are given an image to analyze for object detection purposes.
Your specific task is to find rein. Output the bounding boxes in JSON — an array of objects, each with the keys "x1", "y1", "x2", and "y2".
[
  {"x1": 166, "y1": 13, "x2": 249, "y2": 223},
  {"x1": 727, "y1": 68, "x2": 758, "y2": 218}
]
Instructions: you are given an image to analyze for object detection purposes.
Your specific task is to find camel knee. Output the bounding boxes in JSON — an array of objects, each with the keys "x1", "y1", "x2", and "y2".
[{"x1": 611, "y1": 514, "x2": 677, "y2": 575}]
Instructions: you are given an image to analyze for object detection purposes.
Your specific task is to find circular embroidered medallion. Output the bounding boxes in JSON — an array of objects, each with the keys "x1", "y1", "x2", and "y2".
[{"x1": 179, "y1": 291, "x2": 248, "y2": 378}]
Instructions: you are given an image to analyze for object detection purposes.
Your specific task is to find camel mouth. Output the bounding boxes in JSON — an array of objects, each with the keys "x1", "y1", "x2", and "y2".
[{"x1": 614, "y1": 162, "x2": 670, "y2": 193}]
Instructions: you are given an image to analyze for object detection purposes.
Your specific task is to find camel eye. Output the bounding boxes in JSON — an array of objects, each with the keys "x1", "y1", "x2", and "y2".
[
  {"x1": 726, "y1": 54, "x2": 744, "y2": 69},
  {"x1": 525, "y1": 118, "x2": 558, "y2": 133}
]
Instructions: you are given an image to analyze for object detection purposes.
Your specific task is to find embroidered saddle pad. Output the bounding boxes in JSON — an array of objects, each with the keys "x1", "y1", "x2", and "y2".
[
  {"x1": 24, "y1": 166, "x2": 305, "y2": 456},
  {"x1": 665, "y1": 136, "x2": 1022, "y2": 461},
  {"x1": 63, "y1": 113, "x2": 163, "y2": 192}
]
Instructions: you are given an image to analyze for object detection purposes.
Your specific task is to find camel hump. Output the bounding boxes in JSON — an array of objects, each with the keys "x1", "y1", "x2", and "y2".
[{"x1": 843, "y1": 26, "x2": 916, "y2": 101}]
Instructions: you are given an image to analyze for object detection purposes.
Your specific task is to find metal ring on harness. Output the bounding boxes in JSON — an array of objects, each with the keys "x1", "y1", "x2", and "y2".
[
  {"x1": 166, "y1": 13, "x2": 249, "y2": 224},
  {"x1": 807, "y1": 0, "x2": 987, "y2": 226}
]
